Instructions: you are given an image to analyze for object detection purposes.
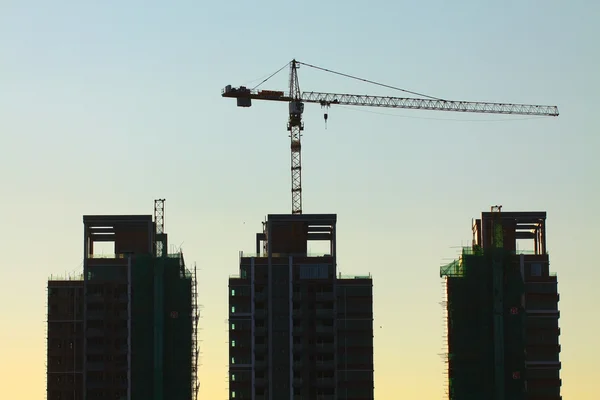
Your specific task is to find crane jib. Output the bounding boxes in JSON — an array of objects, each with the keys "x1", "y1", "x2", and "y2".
[
  {"x1": 221, "y1": 86, "x2": 558, "y2": 116},
  {"x1": 300, "y1": 92, "x2": 559, "y2": 117}
]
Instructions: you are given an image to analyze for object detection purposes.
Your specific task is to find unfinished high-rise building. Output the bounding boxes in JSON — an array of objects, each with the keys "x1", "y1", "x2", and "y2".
[
  {"x1": 46, "y1": 200, "x2": 199, "y2": 400},
  {"x1": 440, "y1": 208, "x2": 561, "y2": 400},
  {"x1": 228, "y1": 214, "x2": 374, "y2": 400}
]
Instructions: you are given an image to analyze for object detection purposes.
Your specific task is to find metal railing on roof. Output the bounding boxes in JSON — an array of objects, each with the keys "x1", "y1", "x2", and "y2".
[
  {"x1": 87, "y1": 252, "x2": 183, "y2": 259},
  {"x1": 461, "y1": 247, "x2": 548, "y2": 256},
  {"x1": 239, "y1": 251, "x2": 333, "y2": 258},
  {"x1": 48, "y1": 273, "x2": 84, "y2": 281},
  {"x1": 337, "y1": 273, "x2": 372, "y2": 280},
  {"x1": 441, "y1": 247, "x2": 555, "y2": 278},
  {"x1": 88, "y1": 253, "x2": 127, "y2": 259},
  {"x1": 229, "y1": 273, "x2": 372, "y2": 280}
]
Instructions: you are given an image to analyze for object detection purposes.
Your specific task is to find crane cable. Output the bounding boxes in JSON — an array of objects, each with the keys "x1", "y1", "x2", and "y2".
[
  {"x1": 251, "y1": 61, "x2": 290, "y2": 91},
  {"x1": 297, "y1": 60, "x2": 445, "y2": 101}
]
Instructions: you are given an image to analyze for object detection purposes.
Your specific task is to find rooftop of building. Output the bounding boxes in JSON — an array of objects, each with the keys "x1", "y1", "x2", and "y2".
[
  {"x1": 239, "y1": 250, "x2": 332, "y2": 258},
  {"x1": 479, "y1": 210, "x2": 546, "y2": 221},
  {"x1": 266, "y1": 213, "x2": 337, "y2": 223},
  {"x1": 440, "y1": 208, "x2": 550, "y2": 278},
  {"x1": 83, "y1": 214, "x2": 153, "y2": 224},
  {"x1": 229, "y1": 271, "x2": 372, "y2": 280},
  {"x1": 87, "y1": 252, "x2": 183, "y2": 259}
]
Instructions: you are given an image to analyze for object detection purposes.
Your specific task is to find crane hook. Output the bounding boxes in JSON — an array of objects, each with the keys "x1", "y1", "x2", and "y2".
[{"x1": 321, "y1": 101, "x2": 331, "y2": 129}]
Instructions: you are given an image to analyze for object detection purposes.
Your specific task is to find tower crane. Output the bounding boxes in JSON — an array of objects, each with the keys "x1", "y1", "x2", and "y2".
[{"x1": 222, "y1": 59, "x2": 559, "y2": 215}]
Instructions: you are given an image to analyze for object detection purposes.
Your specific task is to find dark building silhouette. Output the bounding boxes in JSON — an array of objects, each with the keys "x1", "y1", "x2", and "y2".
[
  {"x1": 46, "y1": 201, "x2": 199, "y2": 400},
  {"x1": 229, "y1": 214, "x2": 374, "y2": 400},
  {"x1": 441, "y1": 208, "x2": 561, "y2": 400}
]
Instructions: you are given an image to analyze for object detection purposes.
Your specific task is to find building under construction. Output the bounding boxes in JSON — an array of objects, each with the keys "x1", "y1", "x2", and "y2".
[
  {"x1": 46, "y1": 200, "x2": 199, "y2": 400},
  {"x1": 229, "y1": 214, "x2": 374, "y2": 400},
  {"x1": 440, "y1": 208, "x2": 561, "y2": 400}
]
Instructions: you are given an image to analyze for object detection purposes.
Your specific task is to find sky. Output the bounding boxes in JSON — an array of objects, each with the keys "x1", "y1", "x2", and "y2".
[{"x1": 1, "y1": 0, "x2": 599, "y2": 398}]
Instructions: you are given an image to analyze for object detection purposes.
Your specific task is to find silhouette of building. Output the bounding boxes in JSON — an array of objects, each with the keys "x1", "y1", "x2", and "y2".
[
  {"x1": 46, "y1": 201, "x2": 199, "y2": 400},
  {"x1": 440, "y1": 208, "x2": 561, "y2": 400},
  {"x1": 229, "y1": 214, "x2": 374, "y2": 400}
]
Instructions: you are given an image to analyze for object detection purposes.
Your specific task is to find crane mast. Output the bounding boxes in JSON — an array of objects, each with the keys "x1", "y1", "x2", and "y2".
[
  {"x1": 288, "y1": 60, "x2": 304, "y2": 214},
  {"x1": 222, "y1": 60, "x2": 559, "y2": 214}
]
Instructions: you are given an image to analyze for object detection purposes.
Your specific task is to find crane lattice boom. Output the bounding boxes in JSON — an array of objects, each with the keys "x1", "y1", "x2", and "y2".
[
  {"x1": 302, "y1": 92, "x2": 559, "y2": 116},
  {"x1": 222, "y1": 59, "x2": 559, "y2": 214},
  {"x1": 222, "y1": 88, "x2": 558, "y2": 117}
]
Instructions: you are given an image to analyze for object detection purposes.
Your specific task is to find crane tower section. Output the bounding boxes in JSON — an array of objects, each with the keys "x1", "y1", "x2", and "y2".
[{"x1": 287, "y1": 60, "x2": 304, "y2": 214}]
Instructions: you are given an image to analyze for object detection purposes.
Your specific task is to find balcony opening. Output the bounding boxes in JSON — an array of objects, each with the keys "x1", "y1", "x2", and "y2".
[
  {"x1": 307, "y1": 240, "x2": 331, "y2": 257},
  {"x1": 92, "y1": 241, "x2": 115, "y2": 258},
  {"x1": 516, "y1": 239, "x2": 535, "y2": 255}
]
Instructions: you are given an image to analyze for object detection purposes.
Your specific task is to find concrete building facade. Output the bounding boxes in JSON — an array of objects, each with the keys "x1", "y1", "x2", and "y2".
[
  {"x1": 441, "y1": 208, "x2": 561, "y2": 400},
  {"x1": 229, "y1": 214, "x2": 374, "y2": 400},
  {"x1": 47, "y1": 205, "x2": 199, "y2": 400}
]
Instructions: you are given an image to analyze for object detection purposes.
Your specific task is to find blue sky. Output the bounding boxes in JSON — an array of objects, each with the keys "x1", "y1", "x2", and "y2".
[{"x1": 1, "y1": 1, "x2": 599, "y2": 398}]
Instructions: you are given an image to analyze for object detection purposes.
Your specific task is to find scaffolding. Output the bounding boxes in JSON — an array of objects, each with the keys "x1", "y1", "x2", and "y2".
[
  {"x1": 441, "y1": 251, "x2": 496, "y2": 400},
  {"x1": 439, "y1": 278, "x2": 449, "y2": 399},
  {"x1": 440, "y1": 246, "x2": 526, "y2": 400},
  {"x1": 191, "y1": 263, "x2": 200, "y2": 400},
  {"x1": 45, "y1": 293, "x2": 47, "y2": 400}
]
